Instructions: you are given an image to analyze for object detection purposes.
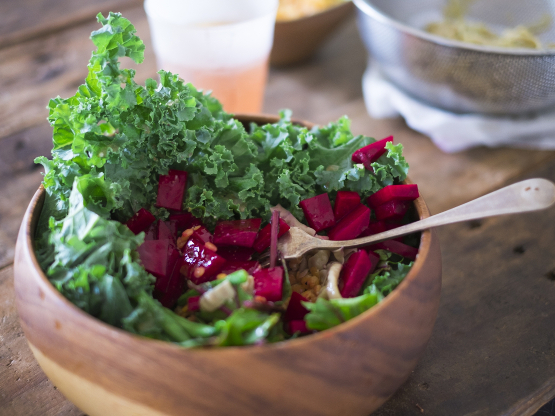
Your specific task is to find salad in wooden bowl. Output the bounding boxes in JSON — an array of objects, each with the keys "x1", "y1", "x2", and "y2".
[{"x1": 14, "y1": 13, "x2": 441, "y2": 416}]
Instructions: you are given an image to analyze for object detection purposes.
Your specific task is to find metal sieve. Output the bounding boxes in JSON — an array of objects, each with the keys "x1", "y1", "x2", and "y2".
[{"x1": 353, "y1": 0, "x2": 555, "y2": 114}]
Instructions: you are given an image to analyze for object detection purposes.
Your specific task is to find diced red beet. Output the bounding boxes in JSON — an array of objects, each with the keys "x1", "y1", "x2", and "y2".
[
  {"x1": 328, "y1": 204, "x2": 371, "y2": 241},
  {"x1": 220, "y1": 261, "x2": 260, "y2": 275},
  {"x1": 283, "y1": 292, "x2": 309, "y2": 322},
  {"x1": 299, "y1": 194, "x2": 335, "y2": 232},
  {"x1": 168, "y1": 212, "x2": 203, "y2": 233},
  {"x1": 252, "y1": 218, "x2": 290, "y2": 253},
  {"x1": 180, "y1": 238, "x2": 227, "y2": 284},
  {"x1": 374, "y1": 200, "x2": 411, "y2": 221},
  {"x1": 253, "y1": 267, "x2": 283, "y2": 302},
  {"x1": 339, "y1": 250, "x2": 379, "y2": 298},
  {"x1": 157, "y1": 220, "x2": 178, "y2": 241},
  {"x1": 287, "y1": 320, "x2": 311, "y2": 334},
  {"x1": 367, "y1": 184, "x2": 419, "y2": 209},
  {"x1": 154, "y1": 260, "x2": 185, "y2": 308},
  {"x1": 359, "y1": 220, "x2": 404, "y2": 242},
  {"x1": 217, "y1": 246, "x2": 255, "y2": 262},
  {"x1": 351, "y1": 136, "x2": 393, "y2": 170},
  {"x1": 126, "y1": 208, "x2": 156, "y2": 235},
  {"x1": 191, "y1": 225, "x2": 213, "y2": 244},
  {"x1": 143, "y1": 222, "x2": 158, "y2": 240},
  {"x1": 359, "y1": 220, "x2": 387, "y2": 237},
  {"x1": 333, "y1": 191, "x2": 361, "y2": 221},
  {"x1": 213, "y1": 219, "x2": 262, "y2": 247},
  {"x1": 137, "y1": 240, "x2": 174, "y2": 279},
  {"x1": 187, "y1": 296, "x2": 200, "y2": 312},
  {"x1": 156, "y1": 169, "x2": 188, "y2": 211},
  {"x1": 138, "y1": 239, "x2": 184, "y2": 308},
  {"x1": 365, "y1": 240, "x2": 419, "y2": 260}
]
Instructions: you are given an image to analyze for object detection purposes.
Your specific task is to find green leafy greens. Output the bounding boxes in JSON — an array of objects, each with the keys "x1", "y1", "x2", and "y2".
[{"x1": 35, "y1": 12, "x2": 412, "y2": 346}]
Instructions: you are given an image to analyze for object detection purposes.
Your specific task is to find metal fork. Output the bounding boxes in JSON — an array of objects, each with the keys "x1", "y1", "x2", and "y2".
[{"x1": 257, "y1": 178, "x2": 555, "y2": 267}]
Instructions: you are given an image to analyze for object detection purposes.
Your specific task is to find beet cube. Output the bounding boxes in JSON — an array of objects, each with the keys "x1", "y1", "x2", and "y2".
[
  {"x1": 143, "y1": 222, "x2": 158, "y2": 241},
  {"x1": 180, "y1": 238, "x2": 227, "y2": 284},
  {"x1": 156, "y1": 169, "x2": 188, "y2": 211},
  {"x1": 191, "y1": 225, "x2": 213, "y2": 244},
  {"x1": 126, "y1": 208, "x2": 156, "y2": 235},
  {"x1": 213, "y1": 219, "x2": 262, "y2": 247},
  {"x1": 154, "y1": 260, "x2": 185, "y2": 308},
  {"x1": 359, "y1": 220, "x2": 404, "y2": 242},
  {"x1": 217, "y1": 246, "x2": 255, "y2": 262},
  {"x1": 253, "y1": 267, "x2": 283, "y2": 302},
  {"x1": 252, "y1": 218, "x2": 290, "y2": 253},
  {"x1": 168, "y1": 212, "x2": 202, "y2": 234},
  {"x1": 333, "y1": 191, "x2": 361, "y2": 221},
  {"x1": 365, "y1": 240, "x2": 419, "y2": 260},
  {"x1": 220, "y1": 261, "x2": 260, "y2": 275},
  {"x1": 283, "y1": 292, "x2": 309, "y2": 322},
  {"x1": 359, "y1": 220, "x2": 387, "y2": 237},
  {"x1": 339, "y1": 250, "x2": 379, "y2": 298},
  {"x1": 299, "y1": 194, "x2": 335, "y2": 232},
  {"x1": 328, "y1": 204, "x2": 371, "y2": 241},
  {"x1": 137, "y1": 240, "x2": 174, "y2": 279},
  {"x1": 287, "y1": 320, "x2": 311, "y2": 334},
  {"x1": 157, "y1": 220, "x2": 178, "y2": 241},
  {"x1": 137, "y1": 239, "x2": 184, "y2": 308},
  {"x1": 374, "y1": 200, "x2": 411, "y2": 221},
  {"x1": 352, "y1": 136, "x2": 393, "y2": 170},
  {"x1": 367, "y1": 184, "x2": 419, "y2": 209},
  {"x1": 187, "y1": 296, "x2": 200, "y2": 312}
]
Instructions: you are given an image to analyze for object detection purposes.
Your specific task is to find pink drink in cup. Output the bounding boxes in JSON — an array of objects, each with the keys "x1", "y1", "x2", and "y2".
[{"x1": 144, "y1": 0, "x2": 278, "y2": 113}]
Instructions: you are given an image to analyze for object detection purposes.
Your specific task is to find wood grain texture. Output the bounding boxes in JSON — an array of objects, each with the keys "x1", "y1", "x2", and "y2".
[
  {"x1": 0, "y1": 6, "x2": 157, "y2": 141},
  {"x1": 13, "y1": 115, "x2": 441, "y2": 415},
  {"x1": 0, "y1": 266, "x2": 82, "y2": 416},
  {"x1": 0, "y1": 0, "x2": 142, "y2": 49}
]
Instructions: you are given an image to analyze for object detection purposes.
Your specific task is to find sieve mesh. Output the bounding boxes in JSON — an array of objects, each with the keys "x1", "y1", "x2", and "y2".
[{"x1": 355, "y1": 0, "x2": 555, "y2": 114}]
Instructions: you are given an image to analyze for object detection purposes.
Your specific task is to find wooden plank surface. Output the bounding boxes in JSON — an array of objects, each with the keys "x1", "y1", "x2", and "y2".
[
  {"x1": 0, "y1": 265, "x2": 82, "y2": 416},
  {"x1": 0, "y1": 3, "x2": 554, "y2": 416},
  {"x1": 0, "y1": 0, "x2": 142, "y2": 49}
]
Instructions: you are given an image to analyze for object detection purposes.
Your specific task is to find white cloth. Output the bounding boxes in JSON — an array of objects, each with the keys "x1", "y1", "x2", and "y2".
[{"x1": 362, "y1": 64, "x2": 555, "y2": 153}]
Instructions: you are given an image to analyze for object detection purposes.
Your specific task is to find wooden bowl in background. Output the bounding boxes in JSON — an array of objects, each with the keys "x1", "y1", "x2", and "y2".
[
  {"x1": 270, "y1": 1, "x2": 355, "y2": 66},
  {"x1": 14, "y1": 114, "x2": 442, "y2": 416}
]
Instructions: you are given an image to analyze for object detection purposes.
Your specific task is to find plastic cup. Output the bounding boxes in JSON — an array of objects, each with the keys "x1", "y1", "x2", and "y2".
[{"x1": 144, "y1": 0, "x2": 278, "y2": 113}]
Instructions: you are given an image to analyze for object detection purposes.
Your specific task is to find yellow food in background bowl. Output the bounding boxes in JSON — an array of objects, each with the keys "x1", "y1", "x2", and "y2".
[
  {"x1": 277, "y1": 0, "x2": 346, "y2": 21},
  {"x1": 425, "y1": 0, "x2": 554, "y2": 49}
]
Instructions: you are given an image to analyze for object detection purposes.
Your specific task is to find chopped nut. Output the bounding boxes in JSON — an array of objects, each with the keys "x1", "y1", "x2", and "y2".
[
  {"x1": 309, "y1": 266, "x2": 319, "y2": 276},
  {"x1": 298, "y1": 269, "x2": 309, "y2": 279},
  {"x1": 289, "y1": 273, "x2": 297, "y2": 285},
  {"x1": 301, "y1": 290, "x2": 314, "y2": 300},
  {"x1": 291, "y1": 284, "x2": 304, "y2": 294},
  {"x1": 307, "y1": 275, "x2": 319, "y2": 288}
]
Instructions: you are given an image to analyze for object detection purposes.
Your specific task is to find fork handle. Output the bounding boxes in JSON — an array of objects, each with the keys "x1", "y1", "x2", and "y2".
[{"x1": 313, "y1": 178, "x2": 555, "y2": 251}]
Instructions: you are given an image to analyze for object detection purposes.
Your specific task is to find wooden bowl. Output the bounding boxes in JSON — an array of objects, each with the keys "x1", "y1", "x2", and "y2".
[
  {"x1": 14, "y1": 114, "x2": 442, "y2": 416},
  {"x1": 270, "y1": 1, "x2": 355, "y2": 66}
]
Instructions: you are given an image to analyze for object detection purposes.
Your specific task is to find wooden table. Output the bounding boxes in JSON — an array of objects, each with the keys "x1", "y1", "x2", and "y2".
[{"x1": 1, "y1": 2, "x2": 554, "y2": 415}]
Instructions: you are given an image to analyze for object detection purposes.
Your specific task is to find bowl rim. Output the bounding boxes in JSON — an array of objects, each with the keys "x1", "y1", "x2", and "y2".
[
  {"x1": 353, "y1": 0, "x2": 555, "y2": 57},
  {"x1": 22, "y1": 112, "x2": 436, "y2": 354},
  {"x1": 275, "y1": 0, "x2": 353, "y2": 25}
]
